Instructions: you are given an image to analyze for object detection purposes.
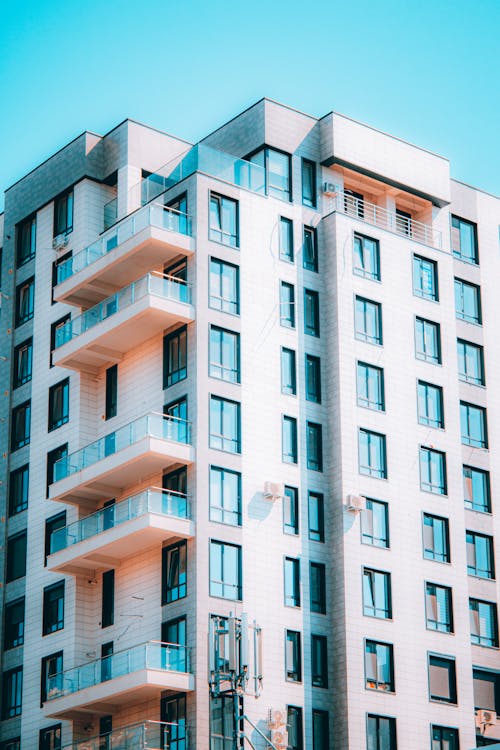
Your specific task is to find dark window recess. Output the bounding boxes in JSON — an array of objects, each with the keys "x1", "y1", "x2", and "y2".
[
  {"x1": 9, "y1": 464, "x2": 29, "y2": 516},
  {"x1": 283, "y1": 486, "x2": 299, "y2": 535},
  {"x1": 50, "y1": 314, "x2": 71, "y2": 367},
  {"x1": 2, "y1": 667, "x2": 23, "y2": 718},
  {"x1": 301, "y1": 159, "x2": 316, "y2": 208},
  {"x1": 51, "y1": 250, "x2": 71, "y2": 304},
  {"x1": 303, "y1": 226, "x2": 318, "y2": 271},
  {"x1": 11, "y1": 400, "x2": 31, "y2": 450},
  {"x1": 164, "y1": 326, "x2": 187, "y2": 387},
  {"x1": 46, "y1": 444, "x2": 68, "y2": 497},
  {"x1": 43, "y1": 582, "x2": 65, "y2": 635},
  {"x1": 6, "y1": 531, "x2": 27, "y2": 582},
  {"x1": 310, "y1": 562, "x2": 326, "y2": 613},
  {"x1": 163, "y1": 466, "x2": 187, "y2": 495},
  {"x1": 15, "y1": 276, "x2": 35, "y2": 326},
  {"x1": 13, "y1": 338, "x2": 33, "y2": 388},
  {"x1": 39, "y1": 724, "x2": 62, "y2": 750},
  {"x1": 161, "y1": 693, "x2": 187, "y2": 748},
  {"x1": 304, "y1": 289, "x2": 320, "y2": 336},
  {"x1": 305, "y1": 354, "x2": 321, "y2": 403},
  {"x1": 4, "y1": 598, "x2": 25, "y2": 650},
  {"x1": 311, "y1": 634, "x2": 328, "y2": 687},
  {"x1": 40, "y1": 652, "x2": 62, "y2": 705},
  {"x1": 308, "y1": 492, "x2": 325, "y2": 542},
  {"x1": 105, "y1": 365, "x2": 118, "y2": 420},
  {"x1": 285, "y1": 629, "x2": 302, "y2": 682},
  {"x1": 306, "y1": 421, "x2": 323, "y2": 471},
  {"x1": 429, "y1": 654, "x2": 457, "y2": 703},
  {"x1": 54, "y1": 190, "x2": 73, "y2": 236},
  {"x1": 45, "y1": 511, "x2": 66, "y2": 563},
  {"x1": 101, "y1": 570, "x2": 115, "y2": 628},
  {"x1": 16, "y1": 215, "x2": 36, "y2": 267},
  {"x1": 48, "y1": 378, "x2": 69, "y2": 431},
  {"x1": 162, "y1": 540, "x2": 187, "y2": 603},
  {"x1": 287, "y1": 706, "x2": 303, "y2": 750},
  {"x1": 101, "y1": 642, "x2": 114, "y2": 682},
  {"x1": 312, "y1": 710, "x2": 329, "y2": 750}
]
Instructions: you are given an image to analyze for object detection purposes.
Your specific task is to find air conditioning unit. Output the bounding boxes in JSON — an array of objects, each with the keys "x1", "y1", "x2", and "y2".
[
  {"x1": 476, "y1": 709, "x2": 497, "y2": 727},
  {"x1": 268, "y1": 708, "x2": 286, "y2": 730},
  {"x1": 264, "y1": 482, "x2": 285, "y2": 501},
  {"x1": 346, "y1": 494, "x2": 366, "y2": 512},
  {"x1": 270, "y1": 729, "x2": 288, "y2": 749},
  {"x1": 53, "y1": 234, "x2": 69, "y2": 251},
  {"x1": 323, "y1": 182, "x2": 338, "y2": 196}
]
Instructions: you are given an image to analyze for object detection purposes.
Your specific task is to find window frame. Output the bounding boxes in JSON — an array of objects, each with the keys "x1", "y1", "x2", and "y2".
[
  {"x1": 162, "y1": 540, "x2": 187, "y2": 604},
  {"x1": 364, "y1": 638, "x2": 395, "y2": 692},
  {"x1": 457, "y1": 338, "x2": 485, "y2": 386},
  {"x1": 363, "y1": 567, "x2": 392, "y2": 620},
  {"x1": 308, "y1": 491, "x2": 325, "y2": 543},
  {"x1": 209, "y1": 395, "x2": 241, "y2": 454},
  {"x1": 209, "y1": 465, "x2": 242, "y2": 527},
  {"x1": 209, "y1": 325, "x2": 240, "y2": 384},
  {"x1": 355, "y1": 296, "x2": 382, "y2": 345},
  {"x1": 412, "y1": 254, "x2": 438, "y2": 301},
  {"x1": 454, "y1": 277, "x2": 481, "y2": 324},
  {"x1": 16, "y1": 214, "x2": 36, "y2": 268},
  {"x1": 419, "y1": 446, "x2": 447, "y2": 495},
  {"x1": 8, "y1": 464, "x2": 29, "y2": 516},
  {"x1": 357, "y1": 361, "x2": 385, "y2": 411},
  {"x1": 422, "y1": 513, "x2": 450, "y2": 563},
  {"x1": 280, "y1": 281, "x2": 295, "y2": 328},
  {"x1": 209, "y1": 192, "x2": 239, "y2": 248},
  {"x1": 460, "y1": 401, "x2": 488, "y2": 449},
  {"x1": 13, "y1": 338, "x2": 33, "y2": 389},
  {"x1": 425, "y1": 581, "x2": 454, "y2": 633},
  {"x1": 353, "y1": 233, "x2": 380, "y2": 281},
  {"x1": 303, "y1": 225, "x2": 318, "y2": 272},
  {"x1": 428, "y1": 653, "x2": 457, "y2": 704},
  {"x1": 282, "y1": 415, "x2": 298, "y2": 464},
  {"x1": 285, "y1": 629, "x2": 302, "y2": 682},
  {"x1": 358, "y1": 428, "x2": 387, "y2": 479},
  {"x1": 466, "y1": 530, "x2": 495, "y2": 579},
  {"x1": 163, "y1": 326, "x2": 187, "y2": 388},
  {"x1": 3, "y1": 597, "x2": 25, "y2": 650},
  {"x1": 301, "y1": 158, "x2": 316, "y2": 208},
  {"x1": 417, "y1": 380, "x2": 444, "y2": 429},
  {"x1": 48, "y1": 378, "x2": 70, "y2": 432},
  {"x1": 53, "y1": 189, "x2": 74, "y2": 236},
  {"x1": 15, "y1": 276, "x2": 35, "y2": 327},
  {"x1": 415, "y1": 316, "x2": 441, "y2": 364},
  {"x1": 451, "y1": 214, "x2": 479, "y2": 265},
  {"x1": 361, "y1": 498, "x2": 389, "y2": 549},
  {"x1": 209, "y1": 257, "x2": 240, "y2": 315},
  {"x1": 42, "y1": 581, "x2": 65, "y2": 636},
  {"x1": 209, "y1": 539, "x2": 242, "y2": 601},
  {"x1": 463, "y1": 464, "x2": 491, "y2": 513}
]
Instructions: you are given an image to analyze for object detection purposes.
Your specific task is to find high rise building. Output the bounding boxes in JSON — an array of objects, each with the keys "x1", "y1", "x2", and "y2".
[{"x1": 0, "y1": 98, "x2": 499, "y2": 750}]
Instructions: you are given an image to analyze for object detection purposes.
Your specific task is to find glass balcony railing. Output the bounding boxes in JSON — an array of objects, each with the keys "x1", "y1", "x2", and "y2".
[
  {"x1": 46, "y1": 641, "x2": 190, "y2": 702},
  {"x1": 52, "y1": 412, "x2": 191, "y2": 484},
  {"x1": 54, "y1": 273, "x2": 191, "y2": 349},
  {"x1": 50, "y1": 488, "x2": 189, "y2": 554},
  {"x1": 57, "y1": 204, "x2": 192, "y2": 285},
  {"x1": 62, "y1": 720, "x2": 187, "y2": 750}
]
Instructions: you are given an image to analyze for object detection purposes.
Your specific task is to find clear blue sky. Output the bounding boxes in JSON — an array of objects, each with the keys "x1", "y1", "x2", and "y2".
[{"x1": 1, "y1": 0, "x2": 498, "y2": 211}]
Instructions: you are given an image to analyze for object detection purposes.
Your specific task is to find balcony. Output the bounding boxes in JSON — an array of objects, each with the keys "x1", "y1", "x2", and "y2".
[
  {"x1": 325, "y1": 191, "x2": 442, "y2": 250},
  {"x1": 63, "y1": 721, "x2": 186, "y2": 750},
  {"x1": 48, "y1": 488, "x2": 194, "y2": 575},
  {"x1": 54, "y1": 204, "x2": 194, "y2": 308},
  {"x1": 49, "y1": 413, "x2": 194, "y2": 508},
  {"x1": 44, "y1": 641, "x2": 193, "y2": 719},
  {"x1": 52, "y1": 272, "x2": 194, "y2": 372}
]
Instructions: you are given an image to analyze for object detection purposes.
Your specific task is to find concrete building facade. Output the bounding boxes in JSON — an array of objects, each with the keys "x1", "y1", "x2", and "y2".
[{"x1": 0, "y1": 98, "x2": 499, "y2": 750}]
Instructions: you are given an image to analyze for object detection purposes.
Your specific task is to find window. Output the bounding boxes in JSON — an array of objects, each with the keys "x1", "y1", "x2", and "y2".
[
  {"x1": 105, "y1": 364, "x2": 117, "y2": 419},
  {"x1": 283, "y1": 486, "x2": 299, "y2": 535},
  {"x1": 2, "y1": 667, "x2": 22, "y2": 718},
  {"x1": 209, "y1": 258, "x2": 239, "y2": 315},
  {"x1": 304, "y1": 289, "x2": 320, "y2": 336},
  {"x1": 455, "y1": 278, "x2": 481, "y2": 324},
  {"x1": 460, "y1": 401, "x2": 487, "y2": 448},
  {"x1": 417, "y1": 381, "x2": 444, "y2": 428},
  {"x1": 366, "y1": 714, "x2": 397, "y2": 750},
  {"x1": 284, "y1": 557, "x2": 300, "y2": 607},
  {"x1": 161, "y1": 617, "x2": 186, "y2": 671},
  {"x1": 425, "y1": 583, "x2": 453, "y2": 633},
  {"x1": 44, "y1": 512, "x2": 66, "y2": 563},
  {"x1": 464, "y1": 465, "x2": 491, "y2": 513},
  {"x1": 423, "y1": 514, "x2": 450, "y2": 563},
  {"x1": 473, "y1": 668, "x2": 500, "y2": 711},
  {"x1": 431, "y1": 726, "x2": 459, "y2": 750},
  {"x1": 354, "y1": 234, "x2": 380, "y2": 280},
  {"x1": 452, "y1": 214, "x2": 478, "y2": 264},
  {"x1": 16, "y1": 214, "x2": 36, "y2": 267},
  {"x1": 15, "y1": 276, "x2": 35, "y2": 326},
  {"x1": 415, "y1": 317, "x2": 441, "y2": 364},
  {"x1": 413, "y1": 255, "x2": 438, "y2": 301},
  {"x1": 209, "y1": 192, "x2": 238, "y2": 247},
  {"x1": 359, "y1": 429, "x2": 387, "y2": 479},
  {"x1": 161, "y1": 693, "x2": 186, "y2": 750},
  {"x1": 209, "y1": 466, "x2": 241, "y2": 526},
  {"x1": 163, "y1": 466, "x2": 187, "y2": 496},
  {"x1": 305, "y1": 354, "x2": 321, "y2": 403},
  {"x1": 162, "y1": 540, "x2": 187, "y2": 604},
  {"x1": 420, "y1": 447, "x2": 447, "y2": 495},
  {"x1": 210, "y1": 326, "x2": 240, "y2": 383},
  {"x1": 282, "y1": 415, "x2": 298, "y2": 464},
  {"x1": 457, "y1": 339, "x2": 484, "y2": 385},
  {"x1": 0, "y1": 740, "x2": 20, "y2": 750},
  {"x1": 306, "y1": 421, "x2": 323, "y2": 471},
  {"x1": 365, "y1": 640, "x2": 394, "y2": 692},
  {"x1": 312, "y1": 710, "x2": 330, "y2": 750},
  {"x1": 287, "y1": 706, "x2": 303, "y2": 750},
  {"x1": 280, "y1": 281, "x2": 295, "y2": 328},
  {"x1": 285, "y1": 630, "x2": 302, "y2": 682},
  {"x1": 48, "y1": 378, "x2": 69, "y2": 431},
  {"x1": 363, "y1": 568, "x2": 392, "y2": 619},
  {"x1": 303, "y1": 226, "x2": 318, "y2": 272},
  {"x1": 470, "y1": 599, "x2": 498, "y2": 647},
  {"x1": 344, "y1": 188, "x2": 364, "y2": 218},
  {"x1": 46, "y1": 445, "x2": 67, "y2": 497},
  {"x1": 210, "y1": 396, "x2": 241, "y2": 453},
  {"x1": 39, "y1": 725, "x2": 62, "y2": 750},
  {"x1": 305, "y1": 633, "x2": 327, "y2": 692},
  {"x1": 357, "y1": 362, "x2": 384, "y2": 410},
  {"x1": 210, "y1": 695, "x2": 238, "y2": 750},
  {"x1": 11, "y1": 400, "x2": 31, "y2": 450},
  {"x1": 9, "y1": 464, "x2": 29, "y2": 516},
  {"x1": 209, "y1": 540, "x2": 242, "y2": 600},
  {"x1": 428, "y1": 654, "x2": 457, "y2": 703},
  {"x1": 101, "y1": 569, "x2": 114, "y2": 628},
  {"x1": 355, "y1": 296, "x2": 382, "y2": 344},
  {"x1": 50, "y1": 314, "x2": 71, "y2": 367},
  {"x1": 467, "y1": 531, "x2": 495, "y2": 579},
  {"x1": 42, "y1": 582, "x2": 64, "y2": 635},
  {"x1": 279, "y1": 217, "x2": 293, "y2": 262},
  {"x1": 4, "y1": 598, "x2": 25, "y2": 650},
  {"x1": 13, "y1": 338, "x2": 32, "y2": 388},
  {"x1": 301, "y1": 159, "x2": 316, "y2": 207},
  {"x1": 310, "y1": 562, "x2": 326, "y2": 614},
  {"x1": 41, "y1": 652, "x2": 62, "y2": 704},
  {"x1": 248, "y1": 146, "x2": 291, "y2": 201},
  {"x1": 281, "y1": 348, "x2": 297, "y2": 395},
  {"x1": 6, "y1": 531, "x2": 27, "y2": 582},
  {"x1": 395, "y1": 207, "x2": 412, "y2": 236},
  {"x1": 164, "y1": 396, "x2": 188, "y2": 443},
  {"x1": 51, "y1": 250, "x2": 71, "y2": 304},
  {"x1": 308, "y1": 492, "x2": 325, "y2": 542},
  {"x1": 163, "y1": 327, "x2": 187, "y2": 388},
  {"x1": 362, "y1": 499, "x2": 389, "y2": 548},
  {"x1": 54, "y1": 190, "x2": 73, "y2": 235}
]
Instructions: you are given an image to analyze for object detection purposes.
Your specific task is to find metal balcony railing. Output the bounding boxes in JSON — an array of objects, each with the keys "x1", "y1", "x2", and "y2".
[
  {"x1": 52, "y1": 412, "x2": 191, "y2": 483},
  {"x1": 57, "y1": 204, "x2": 192, "y2": 284},
  {"x1": 50, "y1": 487, "x2": 189, "y2": 554},
  {"x1": 325, "y1": 191, "x2": 442, "y2": 249},
  {"x1": 54, "y1": 272, "x2": 191, "y2": 349},
  {"x1": 46, "y1": 641, "x2": 190, "y2": 701},
  {"x1": 62, "y1": 720, "x2": 187, "y2": 750}
]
